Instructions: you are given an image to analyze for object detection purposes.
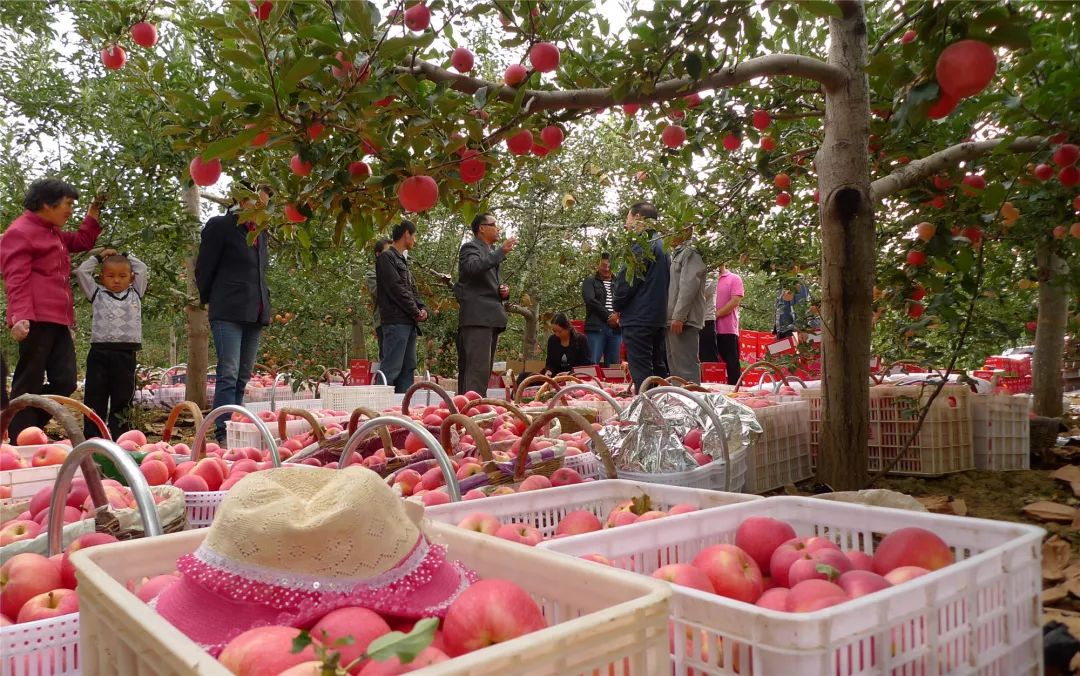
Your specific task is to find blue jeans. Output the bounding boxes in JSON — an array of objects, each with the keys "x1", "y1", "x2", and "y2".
[
  {"x1": 381, "y1": 324, "x2": 417, "y2": 394},
  {"x1": 211, "y1": 320, "x2": 262, "y2": 440},
  {"x1": 586, "y1": 326, "x2": 622, "y2": 366}
]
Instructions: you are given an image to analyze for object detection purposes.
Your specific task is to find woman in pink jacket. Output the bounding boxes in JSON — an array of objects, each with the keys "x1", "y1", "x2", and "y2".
[{"x1": 1, "y1": 179, "x2": 105, "y2": 439}]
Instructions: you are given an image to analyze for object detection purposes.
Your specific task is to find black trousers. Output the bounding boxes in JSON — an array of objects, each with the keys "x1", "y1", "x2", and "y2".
[
  {"x1": 8, "y1": 322, "x2": 78, "y2": 439},
  {"x1": 622, "y1": 325, "x2": 668, "y2": 392},
  {"x1": 456, "y1": 326, "x2": 499, "y2": 396},
  {"x1": 83, "y1": 345, "x2": 137, "y2": 439},
  {"x1": 716, "y1": 333, "x2": 742, "y2": 386},
  {"x1": 698, "y1": 319, "x2": 719, "y2": 362}
]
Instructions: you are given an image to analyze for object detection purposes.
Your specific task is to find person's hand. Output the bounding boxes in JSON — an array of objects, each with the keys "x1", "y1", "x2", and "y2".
[
  {"x1": 498, "y1": 284, "x2": 509, "y2": 300},
  {"x1": 607, "y1": 312, "x2": 620, "y2": 328},
  {"x1": 87, "y1": 192, "x2": 108, "y2": 220},
  {"x1": 10, "y1": 320, "x2": 30, "y2": 342},
  {"x1": 417, "y1": 309, "x2": 429, "y2": 322},
  {"x1": 99, "y1": 248, "x2": 118, "y2": 258},
  {"x1": 501, "y1": 237, "x2": 517, "y2": 254},
  {"x1": 670, "y1": 319, "x2": 684, "y2": 335}
]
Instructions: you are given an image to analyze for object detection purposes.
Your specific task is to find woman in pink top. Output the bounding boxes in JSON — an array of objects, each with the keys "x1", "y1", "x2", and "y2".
[
  {"x1": 714, "y1": 263, "x2": 745, "y2": 385},
  {"x1": 1, "y1": 179, "x2": 104, "y2": 438}
]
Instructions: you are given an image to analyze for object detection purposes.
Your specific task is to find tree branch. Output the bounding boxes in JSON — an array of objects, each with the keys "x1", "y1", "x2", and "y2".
[
  {"x1": 870, "y1": 136, "x2": 1046, "y2": 201},
  {"x1": 199, "y1": 191, "x2": 230, "y2": 206},
  {"x1": 397, "y1": 53, "x2": 847, "y2": 112}
]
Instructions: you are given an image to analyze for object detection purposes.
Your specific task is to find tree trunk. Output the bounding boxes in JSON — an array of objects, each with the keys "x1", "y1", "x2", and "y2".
[
  {"x1": 815, "y1": 1, "x2": 873, "y2": 490},
  {"x1": 1033, "y1": 242, "x2": 1068, "y2": 418},
  {"x1": 351, "y1": 315, "x2": 369, "y2": 361},
  {"x1": 181, "y1": 186, "x2": 209, "y2": 408},
  {"x1": 507, "y1": 303, "x2": 539, "y2": 363}
]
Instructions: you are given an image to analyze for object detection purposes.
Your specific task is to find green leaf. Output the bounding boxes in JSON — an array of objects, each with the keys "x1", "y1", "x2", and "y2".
[
  {"x1": 219, "y1": 48, "x2": 261, "y2": 70},
  {"x1": 971, "y1": 6, "x2": 1011, "y2": 27},
  {"x1": 988, "y1": 23, "x2": 1031, "y2": 50},
  {"x1": 296, "y1": 226, "x2": 312, "y2": 248},
  {"x1": 202, "y1": 126, "x2": 264, "y2": 161},
  {"x1": 980, "y1": 183, "x2": 1006, "y2": 210},
  {"x1": 367, "y1": 618, "x2": 438, "y2": 664},
  {"x1": 801, "y1": 1, "x2": 842, "y2": 20},
  {"x1": 473, "y1": 86, "x2": 488, "y2": 109},
  {"x1": 291, "y1": 631, "x2": 313, "y2": 655},
  {"x1": 866, "y1": 52, "x2": 894, "y2": 78},
  {"x1": 955, "y1": 246, "x2": 974, "y2": 273},
  {"x1": 684, "y1": 53, "x2": 703, "y2": 80},
  {"x1": 296, "y1": 24, "x2": 344, "y2": 47},
  {"x1": 280, "y1": 56, "x2": 322, "y2": 94}
]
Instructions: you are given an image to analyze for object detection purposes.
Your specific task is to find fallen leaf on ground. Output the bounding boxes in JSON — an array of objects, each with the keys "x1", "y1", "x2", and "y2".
[
  {"x1": 1050, "y1": 465, "x2": 1080, "y2": 484},
  {"x1": 1044, "y1": 536, "x2": 1071, "y2": 581},
  {"x1": 917, "y1": 495, "x2": 950, "y2": 512},
  {"x1": 1045, "y1": 584, "x2": 1070, "y2": 604},
  {"x1": 1023, "y1": 501, "x2": 1078, "y2": 523},
  {"x1": 1072, "y1": 481, "x2": 1080, "y2": 499},
  {"x1": 1044, "y1": 608, "x2": 1080, "y2": 638},
  {"x1": 950, "y1": 498, "x2": 967, "y2": 516}
]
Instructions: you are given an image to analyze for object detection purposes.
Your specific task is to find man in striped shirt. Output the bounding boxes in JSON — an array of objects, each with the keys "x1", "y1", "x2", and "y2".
[{"x1": 581, "y1": 252, "x2": 621, "y2": 366}]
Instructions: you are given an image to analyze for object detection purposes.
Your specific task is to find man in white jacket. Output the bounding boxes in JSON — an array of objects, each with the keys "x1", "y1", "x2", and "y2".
[{"x1": 666, "y1": 226, "x2": 707, "y2": 383}]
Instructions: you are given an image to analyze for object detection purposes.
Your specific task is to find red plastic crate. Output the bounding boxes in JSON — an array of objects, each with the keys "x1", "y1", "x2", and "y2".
[
  {"x1": 348, "y1": 359, "x2": 371, "y2": 385},
  {"x1": 700, "y1": 362, "x2": 727, "y2": 383}
]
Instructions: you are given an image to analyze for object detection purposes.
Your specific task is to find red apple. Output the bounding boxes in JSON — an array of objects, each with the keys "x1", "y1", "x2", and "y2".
[
  {"x1": 787, "y1": 548, "x2": 852, "y2": 586},
  {"x1": 517, "y1": 474, "x2": 551, "y2": 492},
  {"x1": 1052, "y1": 143, "x2": 1079, "y2": 167},
  {"x1": 751, "y1": 109, "x2": 771, "y2": 131},
  {"x1": 311, "y1": 607, "x2": 391, "y2": 673},
  {"x1": 457, "y1": 512, "x2": 501, "y2": 535},
  {"x1": 722, "y1": 133, "x2": 740, "y2": 151},
  {"x1": 838, "y1": 570, "x2": 892, "y2": 599},
  {"x1": 31, "y1": 506, "x2": 82, "y2": 527},
  {"x1": 397, "y1": 175, "x2": 439, "y2": 213},
  {"x1": 101, "y1": 45, "x2": 126, "y2": 70},
  {"x1": 60, "y1": 533, "x2": 120, "y2": 589},
  {"x1": 290, "y1": 154, "x2": 313, "y2": 177},
  {"x1": 442, "y1": 579, "x2": 547, "y2": 656},
  {"x1": 1, "y1": 553, "x2": 63, "y2": 618},
  {"x1": 555, "y1": 510, "x2": 602, "y2": 536},
  {"x1": 528, "y1": 42, "x2": 560, "y2": 73},
  {"x1": 503, "y1": 63, "x2": 528, "y2": 86},
  {"x1": 135, "y1": 574, "x2": 179, "y2": 603},
  {"x1": 190, "y1": 458, "x2": 225, "y2": 491},
  {"x1": 403, "y1": 2, "x2": 430, "y2": 31},
  {"x1": 734, "y1": 516, "x2": 797, "y2": 573},
  {"x1": 189, "y1": 156, "x2": 221, "y2": 186},
  {"x1": 130, "y1": 21, "x2": 158, "y2": 47},
  {"x1": 883, "y1": 565, "x2": 931, "y2": 585},
  {"x1": 0, "y1": 519, "x2": 42, "y2": 546},
  {"x1": 769, "y1": 537, "x2": 841, "y2": 588},
  {"x1": 173, "y1": 474, "x2": 210, "y2": 493},
  {"x1": 250, "y1": 0, "x2": 273, "y2": 21},
  {"x1": 652, "y1": 564, "x2": 714, "y2": 593},
  {"x1": 219, "y1": 626, "x2": 319, "y2": 675},
  {"x1": 755, "y1": 587, "x2": 789, "y2": 611},
  {"x1": 935, "y1": 40, "x2": 996, "y2": 99},
  {"x1": 284, "y1": 203, "x2": 307, "y2": 223},
  {"x1": 16, "y1": 426, "x2": 49, "y2": 445},
  {"x1": 786, "y1": 579, "x2": 848, "y2": 612},
  {"x1": 871, "y1": 527, "x2": 953, "y2": 574},
  {"x1": 17, "y1": 588, "x2": 79, "y2": 623},
  {"x1": 495, "y1": 523, "x2": 542, "y2": 546},
  {"x1": 661, "y1": 124, "x2": 687, "y2": 149},
  {"x1": 0, "y1": 446, "x2": 27, "y2": 470},
  {"x1": 421, "y1": 491, "x2": 450, "y2": 507},
  {"x1": 139, "y1": 459, "x2": 171, "y2": 486},
  {"x1": 846, "y1": 551, "x2": 874, "y2": 572},
  {"x1": 668, "y1": 504, "x2": 698, "y2": 515},
  {"x1": 450, "y1": 47, "x2": 474, "y2": 73},
  {"x1": 692, "y1": 544, "x2": 764, "y2": 604},
  {"x1": 355, "y1": 646, "x2": 449, "y2": 675}
]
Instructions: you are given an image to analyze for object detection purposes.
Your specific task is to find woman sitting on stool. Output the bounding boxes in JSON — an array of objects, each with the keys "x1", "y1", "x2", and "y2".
[{"x1": 543, "y1": 313, "x2": 592, "y2": 376}]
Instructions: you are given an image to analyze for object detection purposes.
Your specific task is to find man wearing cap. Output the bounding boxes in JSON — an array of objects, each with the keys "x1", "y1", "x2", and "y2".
[
  {"x1": 454, "y1": 213, "x2": 516, "y2": 396},
  {"x1": 376, "y1": 220, "x2": 427, "y2": 393}
]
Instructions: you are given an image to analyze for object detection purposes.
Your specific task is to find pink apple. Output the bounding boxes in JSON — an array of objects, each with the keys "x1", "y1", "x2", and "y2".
[
  {"x1": 0, "y1": 445, "x2": 27, "y2": 470},
  {"x1": 230, "y1": 459, "x2": 259, "y2": 475},
  {"x1": 65, "y1": 479, "x2": 90, "y2": 510},
  {"x1": 883, "y1": 565, "x2": 931, "y2": 585},
  {"x1": 419, "y1": 467, "x2": 445, "y2": 492},
  {"x1": 31, "y1": 506, "x2": 83, "y2": 526},
  {"x1": 517, "y1": 474, "x2": 552, "y2": 492},
  {"x1": 1, "y1": 553, "x2": 62, "y2": 618},
  {"x1": 441, "y1": 579, "x2": 547, "y2": 656},
  {"x1": 786, "y1": 579, "x2": 848, "y2": 612},
  {"x1": 838, "y1": 570, "x2": 892, "y2": 599},
  {"x1": 31, "y1": 444, "x2": 68, "y2": 467},
  {"x1": 463, "y1": 488, "x2": 487, "y2": 500},
  {"x1": 139, "y1": 459, "x2": 171, "y2": 486},
  {"x1": 606, "y1": 511, "x2": 638, "y2": 528},
  {"x1": 652, "y1": 563, "x2": 715, "y2": 593},
  {"x1": 457, "y1": 512, "x2": 501, "y2": 535},
  {"x1": 668, "y1": 504, "x2": 698, "y2": 515},
  {"x1": 116, "y1": 430, "x2": 147, "y2": 446},
  {"x1": 846, "y1": 550, "x2": 874, "y2": 571},
  {"x1": 356, "y1": 646, "x2": 450, "y2": 674},
  {"x1": 61, "y1": 533, "x2": 120, "y2": 589},
  {"x1": 787, "y1": 548, "x2": 852, "y2": 586},
  {"x1": 549, "y1": 467, "x2": 583, "y2": 487},
  {"x1": 872, "y1": 527, "x2": 954, "y2": 574},
  {"x1": 311, "y1": 607, "x2": 391, "y2": 673},
  {"x1": 173, "y1": 473, "x2": 210, "y2": 492},
  {"x1": 735, "y1": 517, "x2": 798, "y2": 573},
  {"x1": 28, "y1": 484, "x2": 54, "y2": 517},
  {"x1": 219, "y1": 626, "x2": 319, "y2": 675},
  {"x1": 495, "y1": 523, "x2": 542, "y2": 546},
  {"x1": 555, "y1": 510, "x2": 602, "y2": 536},
  {"x1": 769, "y1": 537, "x2": 841, "y2": 588},
  {"x1": 490, "y1": 486, "x2": 516, "y2": 496},
  {"x1": 173, "y1": 460, "x2": 196, "y2": 479},
  {"x1": 692, "y1": 544, "x2": 764, "y2": 604},
  {"x1": 143, "y1": 450, "x2": 177, "y2": 474},
  {"x1": 683, "y1": 428, "x2": 703, "y2": 450},
  {"x1": 16, "y1": 427, "x2": 48, "y2": 445},
  {"x1": 16, "y1": 588, "x2": 79, "y2": 623},
  {"x1": 220, "y1": 473, "x2": 249, "y2": 490},
  {"x1": 135, "y1": 574, "x2": 179, "y2": 603},
  {"x1": 455, "y1": 463, "x2": 484, "y2": 480},
  {"x1": 0, "y1": 519, "x2": 42, "y2": 546},
  {"x1": 636, "y1": 510, "x2": 667, "y2": 522},
  {"x1": 580, "y1": 554, "x2": 613, "y2": 566},
  {"x1": 421, "y1": 491, "x2": 451, "y2": 507},
  {"x1": 755, "y1": 587, "x2": 790, "y2": 611}
]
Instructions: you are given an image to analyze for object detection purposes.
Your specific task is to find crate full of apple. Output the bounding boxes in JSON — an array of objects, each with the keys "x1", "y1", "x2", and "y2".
[{"x1": 541, "y1": 496, "x2": 1043, "y2": 674}]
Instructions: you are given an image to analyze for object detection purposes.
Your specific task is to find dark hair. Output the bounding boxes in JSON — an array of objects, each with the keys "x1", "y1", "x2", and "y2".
[
  {"x1": 373, "y1": 238, "x2": 390, "y2": 257},
  {"x1": 551, "y1": 312, "x2": 575, "y2": 336},
  {"x1": 470, "y1": 212, "x2": 493, "y2": 234},
  {"x1": 23, "y1": 179, "x2": 79, "y2": 212},
  {"x1": 629, "y1": 201, "x2": 659, "y2": 220},
  {"x1": 600, "y1": 252, "x2": 611, "y2": 261},
  {"x1": 391, "y1": 220, "x2": 416, "y2": 241},
  {"x1": 101, "y1": 255, "x2": 132, "y2": 271}
]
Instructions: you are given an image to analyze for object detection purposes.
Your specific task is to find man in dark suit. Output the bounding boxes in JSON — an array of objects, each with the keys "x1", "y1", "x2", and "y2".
[
  {"x1": 195, "y1": 184, "x2": 272, "y2": 442},
  {"x1": 376, "y1": 220, "x2": 427, "y2": 393},
  {"x1": 454, "y1": 213, "x2": 516, "y2": 395},
  {"x1": 614, "y1": 201, "x2": 670, "y2": 391}
]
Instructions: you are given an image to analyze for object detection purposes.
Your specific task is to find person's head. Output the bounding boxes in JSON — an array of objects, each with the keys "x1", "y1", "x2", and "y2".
[
  {"x1": 372, "y1": 237, "x2": 390, "y2": 259},
  {"x1": 101, "y1": 255, "x2": 133, "y2": 293},
  {"x1": 391, "y1": 220, "x2": 417, "y2": 250},
  {"x1": 674, "y1": 223, "x2": 694, "y2": 245},
  {"x1": 625, "y1": 201, "x2": 659, "y2": 231},
  {"x1": 470, "y1": 212, "x2": 498, "y2": 244},
  {"x1": 550, "y1": 312, "x2": 574, "y2": 341},
  {"x1": 24, "y1": 179, "x2": 79, "y2": 227},
  {"x1": 597, "y1": 252, "x2": 611, "y2": 277},
  {"x1": 237, "y1": 181, "x2": 273, "y2": 209}
]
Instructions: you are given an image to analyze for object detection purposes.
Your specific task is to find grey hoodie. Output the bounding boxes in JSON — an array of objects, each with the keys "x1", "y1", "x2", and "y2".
[
  {"x1": 76, "y1": 254, "x2": 147, "y2": 349},
  {"x1": 666, "y1": 243, "x2": 707, "y2": 329}
]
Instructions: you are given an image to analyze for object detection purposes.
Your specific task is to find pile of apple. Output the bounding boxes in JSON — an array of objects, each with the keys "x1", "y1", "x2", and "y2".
[
  {"x1": 455, "y1": 495, "x2": 700, "y2": 546},
  {"x1": 585, "y1": 516, "x2": 955, "y2": 614},
  {"x1": 229, "y1": 407, "x2": 349, "y2": 424},
  {"x1": 393, "y1": 458, "x2": 590, "y2": 507},
  {"x1": 0, "y1": 426, "x2": 75, "y2": 476}
]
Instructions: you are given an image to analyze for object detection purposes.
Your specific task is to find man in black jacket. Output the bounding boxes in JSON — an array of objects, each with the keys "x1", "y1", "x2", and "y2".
[
  {"x1": 581, "y1": 252, "x2": 621, "y2": 366},
  {"x1": 195, "y1": 185, "x2": 272, "y2": 442},
  {"x1": 376, "y1": 220, "x2": 427, "y2": 393},
  {"x1": 454, "y1": 213, "x2": 516, "y2": 395},
  {"x1": 614, "y1": 201, "x2": 670, "y2": 391}
]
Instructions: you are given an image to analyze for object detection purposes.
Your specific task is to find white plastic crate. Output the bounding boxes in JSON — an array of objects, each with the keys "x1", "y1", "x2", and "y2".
[
  {"x1": 615, "y1": 445, "x2": 748, "y2": 493},
  {"x1": 542, "y1": 496, "x2": 1043, "y2": 676},
  {"x1": 425, "y1": 479, "x2": 761, "y2": 539},
  {"x1": 564, "y1": 451, "x2": 601, "y2": 479},
  {"x1": 1, "y1": 465, "x2": 82, "y2": 502},
  {"x1": 183, "y1": 490, "x2": 228, "y2": 528},
  {"x1": 224, "y1": 414, "x2": 349, "y2": 449},
  {"x1": 745, "y1": 401, "x2": 813, "y2": 493},
  {"x1": 240, "y1": 385, "x2": 317, "y2": 403},
  {"x1": 72, "y1": 521, "x2": 671, "y2": 675},
  {"x1": 970, "y1": 394, "x2": 1031, "y2": 470},
  {"x1": 322, "y1": 384, "x2": 396, "y2": 413},
  {"x1": 1, "y1": 612, "x2": 80, "y2": 675},
  {"x1": 240, "y1": 397, "x2": 325, "y2": 414}
]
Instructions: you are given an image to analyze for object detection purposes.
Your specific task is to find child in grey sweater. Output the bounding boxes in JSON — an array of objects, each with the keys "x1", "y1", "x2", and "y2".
[{"x1": 75, "y1": 249, "x2": 148, "y2": 439}]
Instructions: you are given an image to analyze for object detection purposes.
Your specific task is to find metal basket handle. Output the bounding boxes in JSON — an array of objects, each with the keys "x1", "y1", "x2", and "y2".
[
  {"x1": 535, "y1": 373, "x2": 583, "y2": 399},
  {"x1": 643, "y1": 386, "x2": 732, "y2": 492},
  {"x1": 459, "y1": 398, "x2": 533, "y2": 426},
  {"x1": 190, "y1": 405, "x2": 280, "y2": 465},
  {"x1": 346, "y1": 406, "x2": 399, "y2": 457},
  {"x1": 371, "y1": 370, "x2": 388, "y2": 386},
  {"x1": 516, "y1": 407, "x2": 616, "y2": 481},
  {"x1": 513, "y1": 373, "x2": 560, "y2": 404},
  {"x1": 43, "y1": 395, "x2": 111, "y2": 440},
  {"x1": 401, "y1": 380, "x2": 458, "y2": 417},
  {"x1": 639, "y1": 375, "x2": 670, "y2": 393},
  {"x1": 439, "y1": 413, "x2": 493, "y2": 463},
  {"x1": 733, "y1": 360, "x2": 787, "y2": 392},
  {"x1": 544, "y1": 383, "x2": 625, "y2": 418},
  {"x1": 47, "y1": 438, "x2": 163, "y2": 555},
  {"x1": 160, "y1": 363, "x2": 186, "y2": 388},
  {"x1": 277, "y1": 407, "x2": 326, "y2": 445},
  {"x1": 338, "y1": 416, "x2": 461, "y2": 501},
  {"x1": 161, "y1": 401, "x2": 204, "y2": 443}
]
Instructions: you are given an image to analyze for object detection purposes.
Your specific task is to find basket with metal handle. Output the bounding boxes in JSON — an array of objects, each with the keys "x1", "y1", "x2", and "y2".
[
  {"x1": 161, "y1": 401, "x2": 204, "y2": 463},
  {"x1": 513, "y1": 373, "x2": 561, "y2": 404},
  {"x1": 337, "y1": 416, "x2": 462, "y2": 501}
]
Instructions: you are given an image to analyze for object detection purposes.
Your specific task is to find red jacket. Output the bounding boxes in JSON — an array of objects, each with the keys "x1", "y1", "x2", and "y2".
[{"x1": 1, "y1": 210, "x2": 102, "y2": 327}]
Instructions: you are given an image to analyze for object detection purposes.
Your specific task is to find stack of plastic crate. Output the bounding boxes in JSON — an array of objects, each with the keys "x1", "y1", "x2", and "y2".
[
  {"x1": 970, "y1": 393, "x2": 1032, "y2": 470},
  {"x1": 744, "y1": 400, "x2": 813, "y2": 493}
]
